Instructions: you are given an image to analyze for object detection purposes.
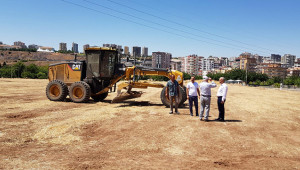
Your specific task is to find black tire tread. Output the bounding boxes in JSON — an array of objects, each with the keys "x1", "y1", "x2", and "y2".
[
  {"x1": 46, "y1": 80, "x2": 68, "y2": 101},
  {"x1": 69, "y1": 81, "x2": 91, "y2": 103}
]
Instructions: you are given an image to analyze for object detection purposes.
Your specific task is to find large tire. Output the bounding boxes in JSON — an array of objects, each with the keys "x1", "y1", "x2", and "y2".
[
  {"x1": 46, "y1": 80, "x2": 68, "y2": 101},
  {"x1": 160, "y1": 86, "x2": 186, "y2": 107},
  {"x1": 182, "y1": 85, "x2": 187, "y2": 103},
  {"x1": 69, "y1": 81, "x2": 91, "y2": 103},
  {"x1": 92, "y1": 92, "x2": 108, "y2": 102}
]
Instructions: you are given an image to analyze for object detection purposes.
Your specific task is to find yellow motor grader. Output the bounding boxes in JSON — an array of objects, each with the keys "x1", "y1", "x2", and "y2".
[{"x1": 46, "y1": 47, "x2": 186, "y2": 107}]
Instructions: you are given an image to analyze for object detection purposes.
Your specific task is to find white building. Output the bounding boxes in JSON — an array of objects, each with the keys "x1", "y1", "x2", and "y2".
[{"x1": 37, "y1": 46, "x2": 55, "y2": 53}]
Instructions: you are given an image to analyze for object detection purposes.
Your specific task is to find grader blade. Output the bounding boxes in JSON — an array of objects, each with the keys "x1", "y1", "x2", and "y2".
[{"x1": 111, "y1": 91, "x2": 143, "y2": 103}]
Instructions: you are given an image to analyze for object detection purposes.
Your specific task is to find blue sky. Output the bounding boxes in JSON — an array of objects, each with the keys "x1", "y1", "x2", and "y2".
[{"x1": 1, "y1": 0, "x2": 299, "y2": 58}]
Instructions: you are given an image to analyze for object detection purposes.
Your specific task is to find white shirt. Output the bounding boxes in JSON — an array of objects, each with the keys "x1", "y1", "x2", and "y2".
[
  {"x1": 187, "y1": 82, "x2": 199, "y2": 96},
  {"x1": 217, "y1": 83, "x2": 228, "y2": 101},
  {"x1": 199, "y1": 81, "x2": 217, "y2": 96}
]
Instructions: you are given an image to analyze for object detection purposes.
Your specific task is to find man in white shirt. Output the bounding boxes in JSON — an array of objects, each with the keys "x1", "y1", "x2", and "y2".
[
  {"x1": 216, "y1": 77, "x2": 228, "y2": 122},
  {"x1": 186, "y1": 76, "x2": 200, "y2": 116},
  {"x1": 199, "y1": 76, "x2": 217, "y2": 121}
]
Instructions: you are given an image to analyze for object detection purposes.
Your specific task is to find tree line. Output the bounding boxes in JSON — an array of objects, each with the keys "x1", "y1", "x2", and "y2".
[
  {"x1": 206, "y1": 69, "x2": 300, "y2": 87},
  {"x1": 0, "y1": 62, "x2": 48, "y2": 79}
]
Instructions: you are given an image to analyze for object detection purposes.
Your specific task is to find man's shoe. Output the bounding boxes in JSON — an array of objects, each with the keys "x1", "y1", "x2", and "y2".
[
  {"x1": 176, "y1": 112, "x2": 180, "y2": 114},
  {"x1": 215, "y1": 118, "x2": 221, "y2": 121},
  {"x1": 204, "y1": 119, "x2": 209, "y2": 122},
  {"x1": 219, "y1": 119, "x2": 225, "y2": 122},
  {"x1": 190, "y1": 114, "x2": 193, "y2": 116},
  {"x1": 196, "y1": 114, "x2": 199, "y2": 116},
  {"x1": 200, "y1": 118, "x2": 203, "y2": 121},
  {"x1": 169, "y1": 111, "x2": 173, "y2": 114}
]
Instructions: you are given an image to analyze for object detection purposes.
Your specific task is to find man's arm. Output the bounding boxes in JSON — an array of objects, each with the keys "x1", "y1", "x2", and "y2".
[
  {"x1": 197, "y1": 88, "x2": 200, "y2": 98},
  {"x1": 221, "y1": 85, "x2": 228, "y2": 103},
  {"x1": 186, "y1": 88, "x2": 189, "y2": 99},
  {"x1": 165, "y1": 86, "x2": 169, "y2": 97},
  {"x1": 177, "y1": 84, "x2": 180, "y2": 97},
  {"x1": 210, "y1": 80, "x2": 217, "y2": 88}
]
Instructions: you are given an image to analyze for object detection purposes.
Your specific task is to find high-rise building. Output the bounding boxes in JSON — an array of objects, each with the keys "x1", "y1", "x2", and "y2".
[
  {"x1": 14, "y1": 41, "x2": 27, "y2": 48},
  {"x1": 83, "y1": 44, "x2": 90, "y2": 53},
  {"x1": 72, "y1": 42, "x2": 79, "y2": 53},
  {"x1": 271, "y1": 54, "x2": 281, "y2": 63},
  {"x1": 124, "y1": 46, "x2": 129, "y2": 55},
  {"x1": 142, "y1": 47, "x2": 148, "y2": 57},
  {"x1": 202, "y1": 57, "x2": 215, "y2": 71},
  {"x1": 180, "y1": 55, "x2": 203, "y2": 75},
  {"x1": 132, "y1": 46, "x2": 141, "y2": 57},
  {"x1": 281, "y1": 54, "x2": 296, "y2": 68},
  {"x1": 152, "y1": 52, "x2": 172, "y2": 69},
  {"x1": 59, "y1": 42, "x2": 67, "y2": 51},
  {"x1": 239, "y1": 53, "x2": 257, "y2": 72}
]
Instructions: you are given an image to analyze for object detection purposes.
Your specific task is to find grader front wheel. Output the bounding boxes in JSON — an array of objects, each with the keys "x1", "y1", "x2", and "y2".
[
  {"x1": 160, "y1": 86, "x2": 186, "y2": 107},
  {"x1": 46, "y1": 80, "x2": 68, "y2": 101},
  {"x1": 69, "y1": 81, "x2": 91, "y2": 103}
]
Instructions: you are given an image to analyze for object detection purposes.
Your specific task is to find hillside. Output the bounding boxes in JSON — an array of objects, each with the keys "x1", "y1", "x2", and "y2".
[{"x1": 0, "y1": 51, "x2": 85, "y2": 66}]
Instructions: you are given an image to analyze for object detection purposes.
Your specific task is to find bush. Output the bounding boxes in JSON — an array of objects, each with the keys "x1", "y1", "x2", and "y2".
[
  {"x1": 273, "y1": 83, "x2": 280, "y2": 88},
  {"x1": 37, "y1": 72, "x2": 47, "y2": 79}
]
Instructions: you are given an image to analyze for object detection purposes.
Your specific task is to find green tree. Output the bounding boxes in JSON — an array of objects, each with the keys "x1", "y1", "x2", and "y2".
[{"x1": 13, "y1": 62, "x2": 26, "y2": 78}]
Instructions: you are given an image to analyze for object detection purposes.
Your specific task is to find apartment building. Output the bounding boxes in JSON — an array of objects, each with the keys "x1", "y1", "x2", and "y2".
[
  {"x1": 261, "y1": 63, "x2": 287, "y2": 79},
  {"x1": 170, "y1": 59, "x2": 181, "y2": 71},
  {"x1": 14, "y1": 41, "x2": 27, "y2": 48},
  {"x1": 59, "y1": 42, "x2": 67, "y2": 51},
  {"x1": 142, "y1": 47, "x2": 148, "y2": 57},
  {"x1": 124, "y1": 46, "x2": 129, "y2": 55},
  {"x1": 72, "y1": 42, "x2": 78, "y2": 53},
  {"x1": 152, "y1": 52, "x2": 171, "y2": 69},
  {"x1": 180, "y1": 55, "x2": 203, "y2": 75},
  {"x1": 281, "y1": 54, "x2": 296, "y2": 67},
  {"x1": 132, "y1": 46, "x2": 141, "y2": 57}
]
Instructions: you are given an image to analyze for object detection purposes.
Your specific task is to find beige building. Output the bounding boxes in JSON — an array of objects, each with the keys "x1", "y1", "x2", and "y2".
[
  {"x1": 170, "y1": 59, "x2": 181, "y2": 71},
  {"x1": 261, "y1": 63, "x2": 287, "y2": 79},
  {"x1": 124, "y1": 46, "x2": 129, "y2": 55}
]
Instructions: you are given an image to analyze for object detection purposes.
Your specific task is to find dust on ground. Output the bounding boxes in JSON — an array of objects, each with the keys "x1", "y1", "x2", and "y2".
[{"x1": 0, "y1": 78, "x2": 299, "y2": 169}]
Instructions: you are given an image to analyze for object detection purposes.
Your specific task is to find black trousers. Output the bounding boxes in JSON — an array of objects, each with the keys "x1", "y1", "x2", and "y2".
[
  {"x1": 188, "y1": 96, "x2": 198, "y2": 116},
  {"x1": 217, "y1": 96, "x2": 225, "y2": 120}
]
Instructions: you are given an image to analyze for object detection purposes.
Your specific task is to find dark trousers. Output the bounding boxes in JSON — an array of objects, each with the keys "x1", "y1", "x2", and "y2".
[
  {"x1": 217, "y1": 96, "x2": 225, "y2": 120},
  {"x1": 188, "y1": 96, "x2": 198, "y2": 116}
]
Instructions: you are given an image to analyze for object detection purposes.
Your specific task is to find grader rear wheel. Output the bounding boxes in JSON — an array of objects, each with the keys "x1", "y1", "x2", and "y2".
[
  {"x1": 160, "y1": 86, "x2": 186, "y2": 107},
  {"x1": 69, "y1": 81, "x2": 91, "y2": 103},
  {"x1": 46, "y1": 80, "x2": 68, "y2": 101}
]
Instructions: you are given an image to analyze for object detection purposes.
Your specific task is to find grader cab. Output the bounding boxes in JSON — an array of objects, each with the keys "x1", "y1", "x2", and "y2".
[{"x1": 46, "y1": 47, "x2": 187, "y2": 107}]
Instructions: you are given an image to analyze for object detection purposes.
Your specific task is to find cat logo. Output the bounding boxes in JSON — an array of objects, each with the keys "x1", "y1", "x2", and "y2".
[
  {"x1": 71, "y1": 64, "x2": 81, "y2": 71},
  {"x1": 176, "y1": 75, "x2": 182, "y2": 82}
]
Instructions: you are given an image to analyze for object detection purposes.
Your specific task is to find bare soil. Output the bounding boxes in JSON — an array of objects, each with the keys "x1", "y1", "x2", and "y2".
[{"x1": 0, "y1": 78, "x2": 299, "y2": 169}]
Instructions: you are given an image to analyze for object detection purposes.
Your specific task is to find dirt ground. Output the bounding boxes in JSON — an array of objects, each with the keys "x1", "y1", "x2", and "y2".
[{"x1": 0, "y1": 78, "x2": 299, "y2": 169}]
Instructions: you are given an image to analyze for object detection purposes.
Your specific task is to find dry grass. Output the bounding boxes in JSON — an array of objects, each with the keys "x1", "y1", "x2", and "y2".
[{"x1": 0, "y1": 78, "x2": 299, "y2": 169}]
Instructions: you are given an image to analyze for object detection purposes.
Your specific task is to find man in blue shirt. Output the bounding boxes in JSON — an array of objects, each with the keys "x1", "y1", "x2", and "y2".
[{"x1": 165, "y1": 75, "x2": 180, "y2": 114}]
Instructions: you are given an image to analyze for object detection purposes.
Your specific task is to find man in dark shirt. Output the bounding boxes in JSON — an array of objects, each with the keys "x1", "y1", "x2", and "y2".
[{"x1": 165, "y1": 75, "x2": 180, "y2": 114}]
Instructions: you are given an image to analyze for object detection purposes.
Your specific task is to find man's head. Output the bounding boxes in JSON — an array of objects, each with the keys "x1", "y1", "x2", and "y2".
[
  {"x1": 191, "y1": 76, "x2": 195, "y2": 83},
  {"x1": 171, "y1": 74, "x2": 175, "y2": 81},
  {"x1": 203, "y1": 76, "x2": 209, "y2": 82},
  {"x1": 219, "y1": 77, "x2": 225, "y2": 84}
]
